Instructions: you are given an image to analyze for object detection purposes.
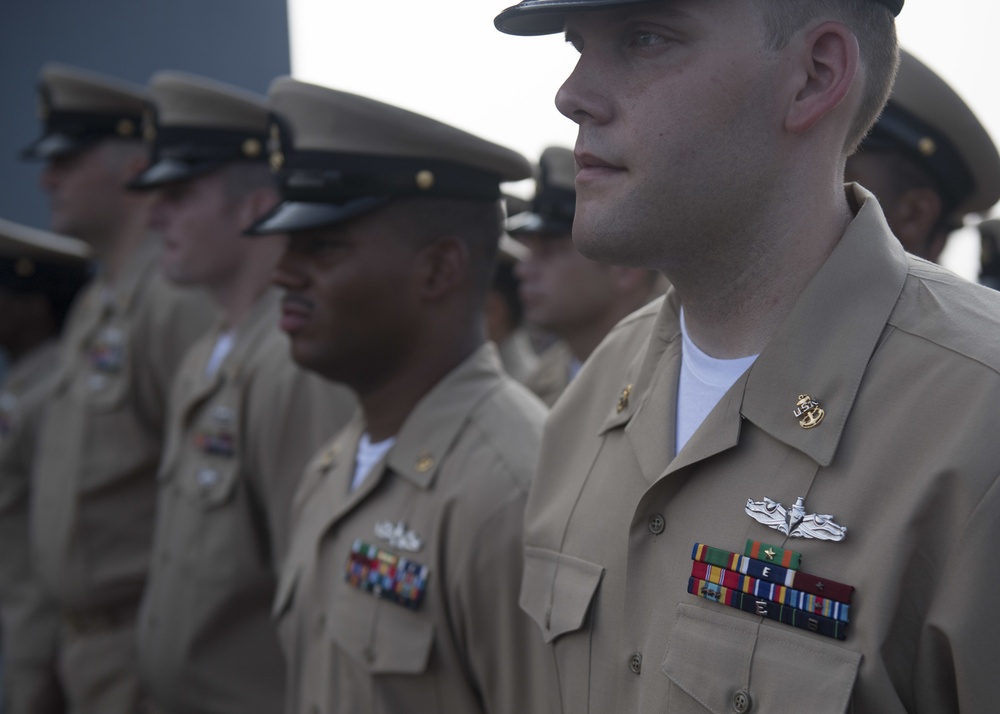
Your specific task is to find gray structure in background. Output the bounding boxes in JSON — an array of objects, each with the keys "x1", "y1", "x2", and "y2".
[{"x1": 0, "y1": 0, "x2": 291, "y2": 230}]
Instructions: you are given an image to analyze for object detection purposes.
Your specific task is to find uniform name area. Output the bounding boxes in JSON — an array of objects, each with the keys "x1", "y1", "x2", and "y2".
[
  {"x1": 688, "y1": 542, "x2": 855, "y2": 641},
  {"x1": 345, "y1": 539, "x2": 430, "y2": 611}
]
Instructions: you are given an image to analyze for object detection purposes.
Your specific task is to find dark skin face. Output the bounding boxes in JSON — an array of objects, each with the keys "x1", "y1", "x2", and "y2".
[
  {"x1": 271, "y1": 210, "x2": 427, "y2": 390},
  {"x1": 844, "y1": 151, "x2": 947, "y2": 261}
]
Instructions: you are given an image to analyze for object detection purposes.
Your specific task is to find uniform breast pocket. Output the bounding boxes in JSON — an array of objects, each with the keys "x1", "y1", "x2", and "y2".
[
  {"x1": 520, "y1": 545, "x2": 605, "y2": 643},
  {"x1": 328, "y1": 590, "x2": 438, "y2": 713},
  {"x1": 661, "y1": 604, "x2": 861, "y2": 714},
  {"x1": 172, "y1": 460, "x2": 253, "y2": 580},
  {"x1": 521, "y1": 546, "x2": 605, "y2": 714},
  {"x1": 329, "y1": 591, "x2": 435, "y2": 675}
]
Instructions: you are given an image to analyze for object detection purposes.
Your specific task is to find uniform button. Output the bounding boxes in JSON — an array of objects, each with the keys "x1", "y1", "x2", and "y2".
[
  {"x1": 732, "y1": 689, "x2": 752, "y2": 713},
  {"x1": 628, "y1": 652, "x2": 642, "y2": 674},
  {"x1": 647, "y1": 514, "x2": 665, "y2": 535}
]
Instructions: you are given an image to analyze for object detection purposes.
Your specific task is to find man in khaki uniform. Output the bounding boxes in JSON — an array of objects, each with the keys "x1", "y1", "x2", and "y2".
[
  {"x1": 498, "y1": 0, "x2": 1000, "y2": 712},
  {"x1": 485, "y1": 233, "x2": 539, "y2": 382},
  {"x1": 0, "y1": 219, "x2": 91, "y2": 714},
  {"x1": 845, "y1": 49, "x2": 1000, "y2": 261},
  {"x1": 511, "y1": 147, "x2": 663, "y2": 406},
  {"x1": 126, "y1": 71, "x2": 356, "y2": 714},
  {"x1": 246, "y1": 78, "x2": 552, "y2": 714},
  {"x1": 21, "y1": 64, "x2": 214, "y2": 713}
]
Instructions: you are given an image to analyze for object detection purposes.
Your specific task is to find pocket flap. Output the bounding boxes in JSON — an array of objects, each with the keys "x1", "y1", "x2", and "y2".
[
  {"x1": 520, "y1": 546, "x2": 605, "y2": 644},
  {"x1": 662, "y1": 604, "x2": 861, "y2": 714},
  {"x1": 329, "y1": 595, "x2": 435, "y2": 675}
]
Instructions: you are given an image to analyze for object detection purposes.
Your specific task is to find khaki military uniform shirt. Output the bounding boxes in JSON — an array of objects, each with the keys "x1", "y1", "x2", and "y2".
[
  {"x1": 0, "y1": 340, "x2": 62, "y2": 667},
  {"x1": 276, "y1": 344, "x2": 552, "y2": 714},
  {"x1": 520, "y1": 186, "x2": 1000, "y2": 714},
  {"x1": 31, "y1": 241, "x2": 214, "y2": 613},
  {"x1": 496, "y1": 328, "x2": 539, "y2": 384},
  {"x1": 136, "y1": 290, "x2": 356, "y2": 714},
  {"x1": 524, "y1": 340, "x2": 573, "y2": 407}
]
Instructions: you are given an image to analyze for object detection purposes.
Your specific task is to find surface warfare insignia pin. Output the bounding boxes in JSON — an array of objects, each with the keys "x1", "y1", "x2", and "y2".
[
  {"x1": 374, "y1": 520, "x2": 424, "y2": 553},
  {"x1": 745, "y1": 496, "x2": 846, "y2": 542}
]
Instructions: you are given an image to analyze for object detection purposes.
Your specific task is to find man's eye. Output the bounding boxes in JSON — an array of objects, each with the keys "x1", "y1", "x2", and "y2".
[{"x1": 631, "y1": 31, "x2": 666, "y2": 48}]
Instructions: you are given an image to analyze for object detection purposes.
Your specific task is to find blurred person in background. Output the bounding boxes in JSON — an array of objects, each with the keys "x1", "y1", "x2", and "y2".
[
  {"x1": 127, "y1": 70, "x2": 356, "y2": 714},
  {"x1": 845, "y1": 49, "x2": 1000, "y2": 261},
  {"x1": 0, "y1": 218, "x2": 91, "y2": 714},
  {"x1": 511, "y1": 147, "x2": 664, "y2": 406},
  {"x1": 21, "y1": 63, "x2": 214, "y2": 713}
]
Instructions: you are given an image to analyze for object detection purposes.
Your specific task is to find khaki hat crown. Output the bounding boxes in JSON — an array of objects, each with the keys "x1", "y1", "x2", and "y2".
[
  {"x1": 0, "y1": 217, "x2": 92, "y2": 295},
  {"x1": 22, "y1": 63, "x2": 149, "y2": 160},
  {"x1": 247, "y1": 77, "x2": 531, "y2": 234},
  {"x1": 130, "y1": 71, "x2": 271, "y2": 190},
  {"x1": 860, "y1": 50, "x2": 1000, "y2": 217}
]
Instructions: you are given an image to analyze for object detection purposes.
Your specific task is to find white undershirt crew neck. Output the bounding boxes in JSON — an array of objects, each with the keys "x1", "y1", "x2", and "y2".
[
  {"x1": 675, "y1": 308, "x2": 758, "y2": 455},
  {"x1": 351, "y1": 433, "x2": 396, "y2": 491}
]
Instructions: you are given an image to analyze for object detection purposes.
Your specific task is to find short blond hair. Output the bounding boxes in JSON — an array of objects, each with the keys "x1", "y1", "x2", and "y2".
[{"x1": 753, "y1": 0, "x2": 899, "y2": 153}]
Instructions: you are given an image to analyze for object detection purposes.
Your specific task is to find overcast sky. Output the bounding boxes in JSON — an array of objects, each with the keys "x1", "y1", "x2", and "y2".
[{"x1": 288, "y1": 1, "x2": 999, "y2": 279}]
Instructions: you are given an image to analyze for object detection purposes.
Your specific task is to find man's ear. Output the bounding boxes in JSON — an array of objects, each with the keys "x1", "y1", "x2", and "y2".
[
  {"x1": 785, "y1": 21, "x2": 860, "y2": 135},
  {"x1": 418, "y1": 235, "x2": 469, "y2": 300}
]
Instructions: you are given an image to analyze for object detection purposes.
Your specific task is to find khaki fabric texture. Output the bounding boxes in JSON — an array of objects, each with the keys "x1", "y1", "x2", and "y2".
[
  {"x1": 0, "y1": 340, "x2": 66, "y2": 713},
  {"x1": 524, "y1": 340, "x2": 572, "y2": 407},
  {"x1": 28, "y1": 239, "x2": 215, "y2": 713},
  {"x1": 275, "y1": 344, "x2": 553, "y2": 714},
  {"x1": 520, "y1": 185, "x2": 1000, "y2": 713},
  {"x1": 57, "y1": 616, "x2": 146, "y2": 714},
  {"x1": 496, "y1": 328, "x2": 539, "y2": 384},
  {"x1": 137, "y1": 290, "x2": 356, "y2": 714}
]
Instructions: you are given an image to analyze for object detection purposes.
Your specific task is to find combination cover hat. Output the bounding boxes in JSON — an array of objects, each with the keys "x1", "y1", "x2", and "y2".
[
  {"x1": 495, "y1": 0, "x2": 904, "y2": 36},
  {"x1": 245, "y1": 78, "x2": 533, "y2": 234},
  {"x1": 0, "y1": 216, "x2": 91, "y2": 295},
  {"x1": 859, "y1": 49, "x2": 1000, "y2": 217},
  {"x1": 130, "y1": 71, "x2": 271, "y2": 190},
  {"x1": 507, "y1": 146, "x2": 576, "y2": 236},
  {"x1": 21, "y1": 63, "x2": 149, "y2": 160}
]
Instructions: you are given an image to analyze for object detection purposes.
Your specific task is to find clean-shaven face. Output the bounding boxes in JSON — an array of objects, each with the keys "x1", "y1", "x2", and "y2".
[
  {"x1": 272, "y1": 206, "x2": 424, "y2": 388},
  {"x1": 557, "y1": 0, "x2": 786, "y2": 271},
  {"x1": 515, "y1": 231, "x2": 617, "y2": 336},
  {"x1": 149, "y1": 171, "x2": 254, "y2": 288}
]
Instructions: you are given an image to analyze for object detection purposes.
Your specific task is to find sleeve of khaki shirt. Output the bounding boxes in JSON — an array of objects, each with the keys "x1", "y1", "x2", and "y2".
[
  {"x1": 913, "y1": 469, "x2": 1000, "y2": 712},
  {"x1": 449, "y1": 448, "x2": 555, "y2": 714}
]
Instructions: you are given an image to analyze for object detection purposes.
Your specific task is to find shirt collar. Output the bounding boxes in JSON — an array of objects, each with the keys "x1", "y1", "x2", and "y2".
[
  {"x1": 740, "y1": 184, "x2": 908, "y2": 466},
  {"x1": 386, "y1": 342, "x2": 507, "y2": 489}
]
